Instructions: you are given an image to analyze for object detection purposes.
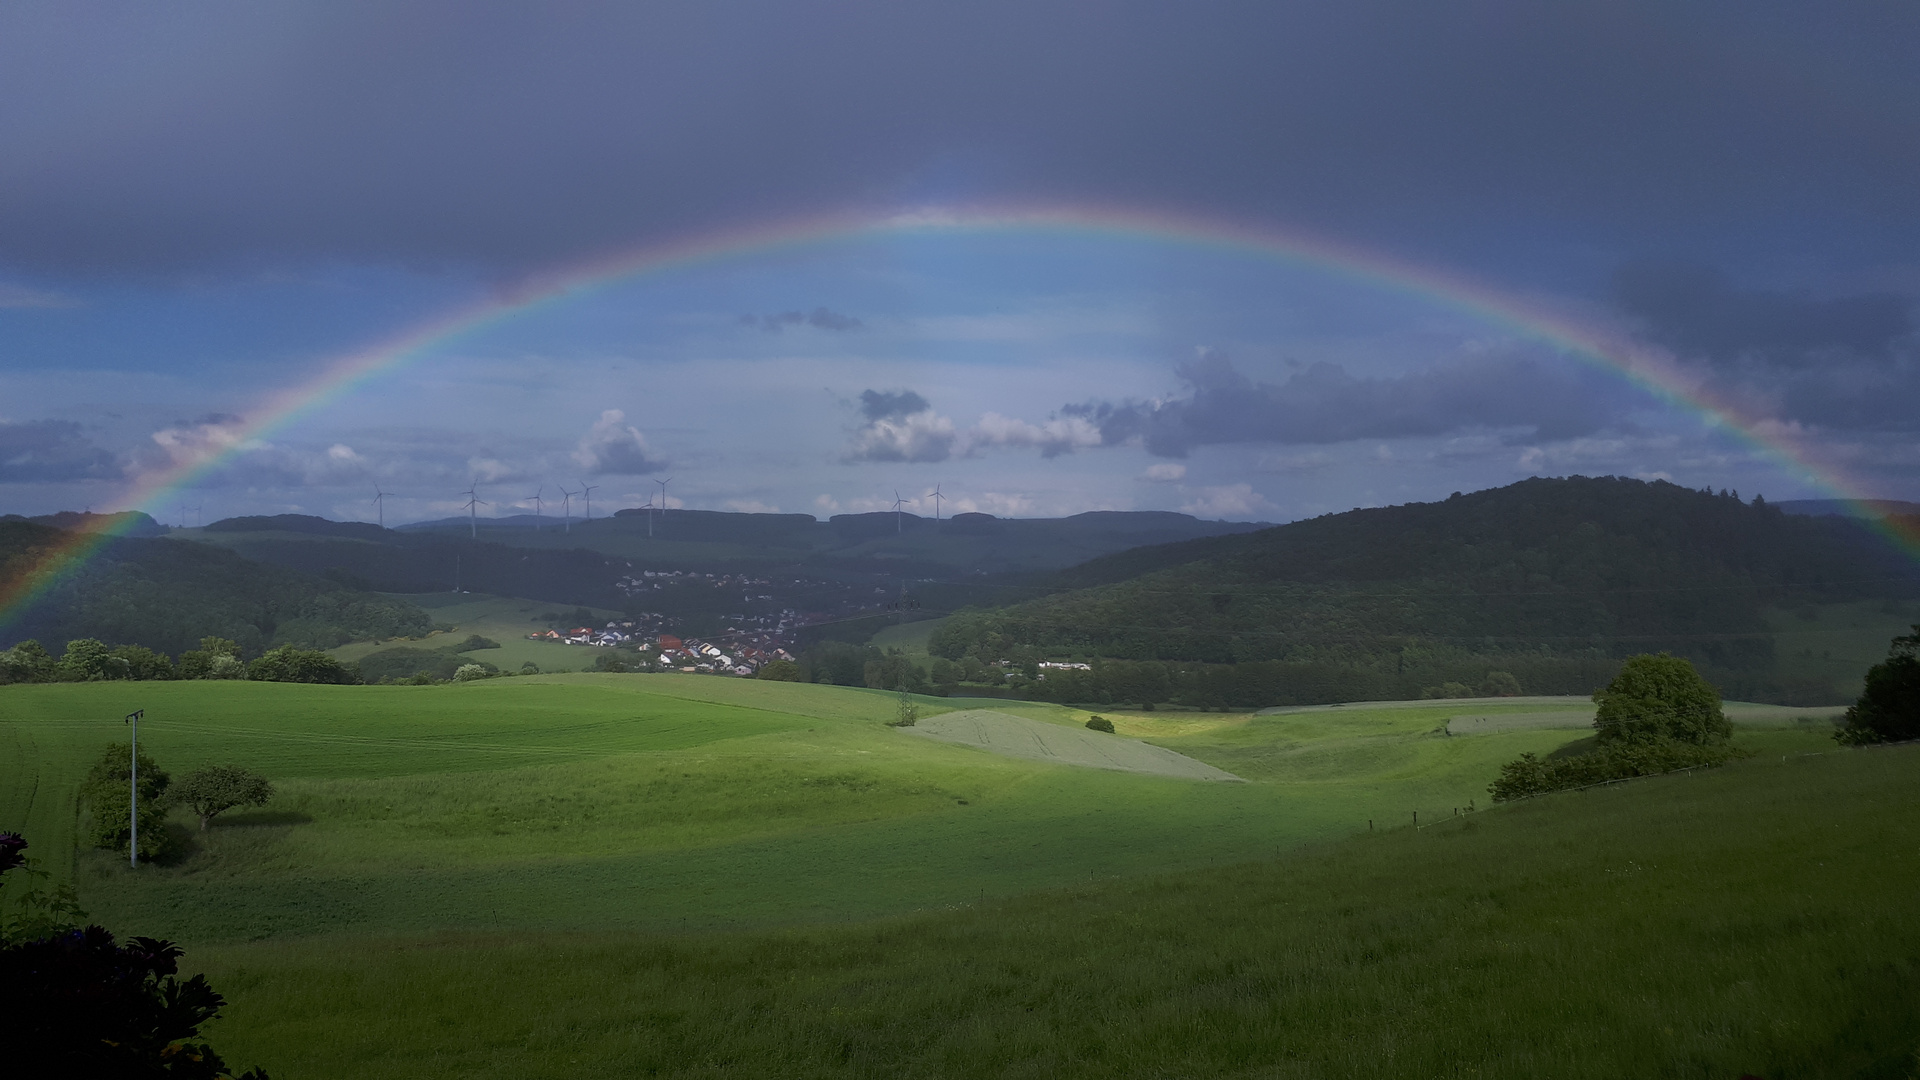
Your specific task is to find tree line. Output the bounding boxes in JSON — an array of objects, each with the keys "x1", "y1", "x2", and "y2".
[{"x1": 0, "y1": 636, "x2": 357, "y2": 685}]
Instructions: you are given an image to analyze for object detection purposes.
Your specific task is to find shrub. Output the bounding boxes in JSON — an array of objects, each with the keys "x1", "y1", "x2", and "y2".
[
  {"x1": 1481, "y1": 670, "x2": 1522, "y2": 696},
  {"x1": 247, "y1": 644, "x2": 356, "y2": 684},
  {"x1": 1489, "y1": 740, "x2": 1743, "y2": 801},
  {"x1": 1835, "y1": 624, "x2": 1920, "y2": 745},
  {"x1": 207, "y1": 654, "x2": 247, "y2": 680},
  {"x1": 177, "y1": 637, "x2": 242, "y2": 680},
  {"x1": 454, "y1": 663, "x2": 490, "y2": 682},
  {"x1": 758, "y1": 659, "x2": 803, "y2": 681},
  {"x1": 81, "y1": 744, "x2": 172, "y2": 860},
  {"x1": 455, "y1": 634, "x2": 501, "y2": 651},
  {"x1": 1086, "y1": 715, "x2": 1115, "y2": 733}
]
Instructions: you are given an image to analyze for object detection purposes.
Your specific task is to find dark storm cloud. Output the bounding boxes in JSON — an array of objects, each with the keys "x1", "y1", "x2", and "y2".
[
  {"x1": 0, "y1": 420, "x2": 122, "y2": 482},
  {"x1": 1613, "y1": 261, "x2": 1914, "y2": 367},
  {"x1": 859, "y1": 390, "x2": 931, "y2": 423},
  {"x1": 0, "y1": 2, "x2": 1914, "y2": 280},
  {"x1": 1067, "y1": 353, "x2": 1619, "y2": 457},
  {"x1": 740, "y1": 307, "x2": 864, "y2": 333}
]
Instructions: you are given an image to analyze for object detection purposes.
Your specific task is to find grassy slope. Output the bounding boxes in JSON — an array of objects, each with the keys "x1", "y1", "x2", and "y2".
[
  {"x1": 188, "y1": 741, "x2": 1920, "y2": 1080},
  {"x1": 326, "y1": 592, "x2": 628, "y2": 673},
  {"x1": 1, "y1": 679, "x2": 1645, "y2": 946}
]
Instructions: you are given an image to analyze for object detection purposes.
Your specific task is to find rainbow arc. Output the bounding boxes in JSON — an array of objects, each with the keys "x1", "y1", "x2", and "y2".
[{"x1": 3, "y1": 204, "x2": 1915, "y2": 632}]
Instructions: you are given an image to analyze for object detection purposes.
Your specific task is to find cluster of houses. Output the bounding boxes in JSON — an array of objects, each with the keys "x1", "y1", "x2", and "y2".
[
  {"x1": 526, "y1": 622, "x2": 643, "y2": 648},
  {"x1": 652, "y1": 634, "x2": 795, "y2": 675},
  {"x1": 524, "y1": 622, "x2": 796, "y2": 677}
]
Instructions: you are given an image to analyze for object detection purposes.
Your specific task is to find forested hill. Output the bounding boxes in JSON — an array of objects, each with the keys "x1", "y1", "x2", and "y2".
[
  {"x1": 0, "y1": 519, "x2": 431, "y2": 657},
  {"x1": 930, "y1": 477, "x2": 1920, "y2": 703}
]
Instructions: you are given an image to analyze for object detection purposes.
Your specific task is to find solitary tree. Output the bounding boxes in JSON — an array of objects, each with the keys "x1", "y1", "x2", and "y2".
[
  {"x1": 1836, "y1": 625, "x2": 1920, "y2": 745},
  {"x1": 170, "y1": 766, "x2": 274, "y2": 831},
  {"x1": 1593, "y1": 653, "x2": 1729, "y2": 747}
]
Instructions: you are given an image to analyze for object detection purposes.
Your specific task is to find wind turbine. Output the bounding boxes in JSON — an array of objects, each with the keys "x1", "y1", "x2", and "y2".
[
  {"x1": 640, "y1": 495, "x2": 657, "y2": 538},
  {"x1": 191, "y1": 505, "x2": 203, "y2": 528},
  {"x1": 926, "y1": 483, "x2": 945, "y2": 522},
  {"x1": 461, "y1": 481, "x2": 487, "y2": 539},
  {"x1": 580, "y1": 481, "x2": 598, "y2": 522},
  {"x1": 891, "y1": 489, "x2": 906, "y2": 533},
  {"x1": 655, "y1": 477, "x2": 672, "y2": 529},
  {"x1": 559, "y1": 486, "x2": 577, "y2": 533},
  {"x1": 371, "y1": 485, "x2": 391, "y2": 529},
  {"x1": 526, "y1": 485, "x2": 544, "y2": 531}
]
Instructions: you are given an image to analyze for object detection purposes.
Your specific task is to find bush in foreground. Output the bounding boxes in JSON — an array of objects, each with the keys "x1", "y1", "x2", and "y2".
[
  {"x1": 1086, "y1": 715, "x2": 1115, "y2": 732},
  {"x1": 1835, "y1": 624, "x2": 1920, "y2": 745},
  {"x1": 1, "y1": 833, "x2": 271, "y2": 1078}
]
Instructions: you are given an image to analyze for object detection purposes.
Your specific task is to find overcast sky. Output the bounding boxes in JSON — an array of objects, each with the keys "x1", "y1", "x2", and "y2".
[{"x1": 2, "y1": 1, "x2": 1916, "y2": 525}]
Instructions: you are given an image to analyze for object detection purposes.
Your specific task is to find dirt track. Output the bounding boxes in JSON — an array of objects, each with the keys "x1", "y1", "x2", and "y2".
[{"x1": 902, "y1": 709, "x2": 1243, "y2": 781}]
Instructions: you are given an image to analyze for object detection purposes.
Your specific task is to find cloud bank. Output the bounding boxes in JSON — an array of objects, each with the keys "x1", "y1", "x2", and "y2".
[{"x1": 1065, "y1": 352, "x2": 1618, "y2": 457}]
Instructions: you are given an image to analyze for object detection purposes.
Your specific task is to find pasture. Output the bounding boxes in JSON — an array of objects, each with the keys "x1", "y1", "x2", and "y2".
[
  {"x1": 195, "y1": 740, "x2": 1920, "y2": 1079},
  {"x1": 4, "y1": 674, "x2": 1901, "y2": 1078},
  {"x1": 1, "y1": 677, "x2": 1626, "y2": 943},
  {"x1": 326, "y1": 592, "x2": 628, "y2": 674}
]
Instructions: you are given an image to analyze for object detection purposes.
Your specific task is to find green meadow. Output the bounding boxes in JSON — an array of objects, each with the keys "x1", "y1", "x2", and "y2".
[
  {"x1": 326, "y1": 592, "x2": 627, "y2": 673},
  {"x1": 4, "y1": 674, "x2": 1909, "y2": 1077}
]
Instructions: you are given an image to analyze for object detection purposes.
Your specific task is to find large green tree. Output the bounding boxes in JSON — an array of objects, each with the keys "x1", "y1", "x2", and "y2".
[
  {"x1": 1836, "y1": 625, "x2": 1920, "y2": 745},
  {"x1": 1593, "y1": 653, "x2": 1730, "y2": 747},
  {"x1": 171, "y1": 766, "x2": 274, "y2": 831}
]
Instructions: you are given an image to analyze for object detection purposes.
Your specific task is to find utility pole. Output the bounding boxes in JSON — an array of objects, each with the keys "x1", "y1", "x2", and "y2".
[{"x1": 125, "y1": 710, "x2": 143, "y2": 867}]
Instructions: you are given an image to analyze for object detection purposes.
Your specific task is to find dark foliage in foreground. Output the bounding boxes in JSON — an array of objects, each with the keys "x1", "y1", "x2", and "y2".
[
  {"x1": 1835, "y1": 624, "x2": 1920, "y2": 745},
  {"x1": 0, "y1": 833, "x2": 270, "y2": 1079}
]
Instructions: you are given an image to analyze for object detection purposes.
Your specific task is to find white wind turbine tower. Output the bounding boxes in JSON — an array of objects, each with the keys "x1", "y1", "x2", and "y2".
[
  {"x1": 192, "y1": 505, "x2": 203, "y2": 528},
  {"x1": 640, "y1": 495, "x2": 657, "y2": 538},
  {"x1": 461, "y1": 481, "x2": 487, "y2": 539},
  {"x1": 655, "y1": 478, "x2": 672, "y2": 532},
  {"x1": 926, "y1": 483, "x2": 945, "y2": 522},
  {"x1": 526, "y1": 485, "x2": 545, "y2": 531},
  {"x1": 580, "y1": 481, "x2": 598, "y2": 522},
  {"x1": 559, "y1": 486, "x2": 577, "y2": 533},
  {"x1": 371, "y1": 485, "x2": 392, "y2": 529},
  {"x1": 891, "y1": 489, "x2": 907, "y2": 533}
]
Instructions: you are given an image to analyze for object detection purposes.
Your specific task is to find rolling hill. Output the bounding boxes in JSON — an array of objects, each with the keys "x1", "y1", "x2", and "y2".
[
  {"x1": 929, "y1": 477, "x2": 1920, "y2": 705},
  {"x1": 0, "y1": 518, "x2": 431, "y2": 658}
]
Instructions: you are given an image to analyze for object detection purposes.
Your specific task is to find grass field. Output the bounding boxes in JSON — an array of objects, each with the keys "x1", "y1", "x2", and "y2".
[
  {"x1": 1, "y1": 677, "x2": 1625, "y2": 944},
  {"x1": 327, "y1": 592, "x2": 629, "y2": 673},
  {"x1": 4, "y1": 675, "x2": 1903, "y2": 1078},
  {"x1": 187, "y1": 741, "x2": 1920, "y2": 1079}
]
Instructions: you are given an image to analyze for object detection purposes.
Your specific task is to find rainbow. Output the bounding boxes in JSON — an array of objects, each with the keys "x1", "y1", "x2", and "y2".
[{"x1": 3, "y1": 203, "x2": 1916, "y2": 634}]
